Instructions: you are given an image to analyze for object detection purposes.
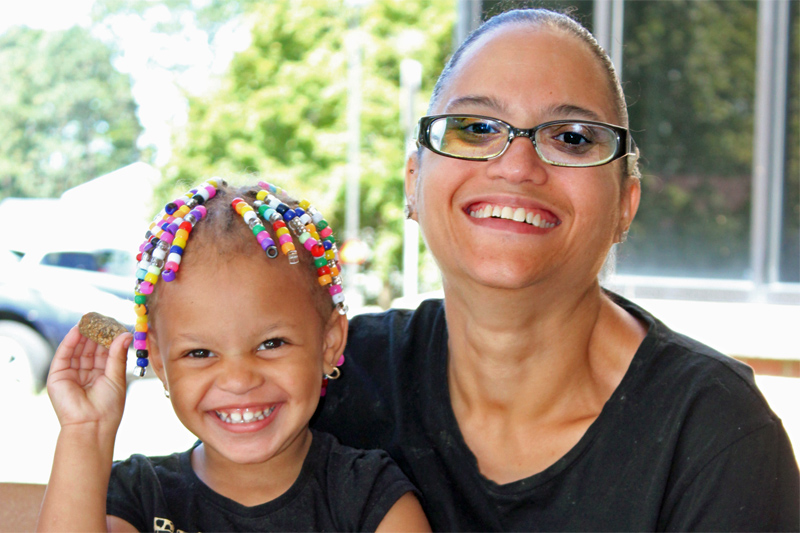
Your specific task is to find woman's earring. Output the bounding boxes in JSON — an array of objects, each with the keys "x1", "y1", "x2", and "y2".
[
  {"x1": 163, "y1": 388, "x2": 170, "y2": 399},
  {"x1": 617, "y1": 229, "x2": 629, "y2": 244}
]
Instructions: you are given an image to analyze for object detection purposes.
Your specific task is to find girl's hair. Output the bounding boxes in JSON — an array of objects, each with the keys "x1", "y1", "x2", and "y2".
[
  {"x1": 427, "y1": 8, "x2": 640, "y2": 181},
  {"x1": 132, "y1": 180, "x2": 345, "y2": 377}
]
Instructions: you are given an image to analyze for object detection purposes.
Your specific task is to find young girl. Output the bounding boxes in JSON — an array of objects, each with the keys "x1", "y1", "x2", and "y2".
[{"x1": 37, "y1": 180, "x2": 430, "y2": 532}]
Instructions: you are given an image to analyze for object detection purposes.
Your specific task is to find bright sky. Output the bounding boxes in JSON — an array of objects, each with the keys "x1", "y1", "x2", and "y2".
[{"x1": 0, "y1": 0, "x2": 249, "y2": 166}]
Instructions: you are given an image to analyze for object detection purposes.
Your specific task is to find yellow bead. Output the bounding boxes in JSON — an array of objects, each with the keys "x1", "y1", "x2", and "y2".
[
  {"x1": 134, "y1": 304, "x2": 147, "y2": 316},
  {"x1": 176, "y1": 229, "x2": 189, "y2": 241},
  {"x1": 136, "y1": 315, "x2": 148, "y2": 325},
  {"x1": 177, "y1": 205, "x2": 190, "y2": 217},
  {"x1": 207, "y1": 179, "x2": 218, "y2": 187},
  {"x1": 299, "y1": 199, "x2": 311, "y2": 210},
  {"x1": 135, "y1": 323, "x2": 148, "y2": 333},
  {"x1": 256, "y1": 190, "x2": 268, "y2": 201},
  {"x1": 144, "y1": 272, "x2": 158, "y2": 284},
  {"x1": 276, "y1": 227, "x2": 289, "y2": 237},
  {"x1": 325, "y1": 250, "x2": 335, "y2": 260},
  {"x1": 281, "y1": 242, "x2": 295, "y2": 255}
]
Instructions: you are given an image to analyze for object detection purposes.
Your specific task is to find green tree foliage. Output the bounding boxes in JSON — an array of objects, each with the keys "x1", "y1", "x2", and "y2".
[
  {"x1": 164, "y1": 0, "x2": 454, "y2": 300},
  {"x1": 0, "y1": 26, "x2": 142, "y2": 200}
]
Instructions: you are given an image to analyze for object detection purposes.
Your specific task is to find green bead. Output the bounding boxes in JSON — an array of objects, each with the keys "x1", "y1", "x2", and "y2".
[
  {"x1": 134, "y1": 295, "x2": 146, "y2": 304},
  {"x1": 314, "y1": 256, "x2": 327, "y2": 268},
  {"x1": 258, "y1": 205, "x2": 269, "y2": 217},
  {"x1": 317, "y1": 220, "x2": 329, "y2": 230},
  {"x1": 324, "y1": 235, "x2": 336, "y2": 244},
  {"x1": 253, "y1": 224, "x2": 266, "y2": 236}
]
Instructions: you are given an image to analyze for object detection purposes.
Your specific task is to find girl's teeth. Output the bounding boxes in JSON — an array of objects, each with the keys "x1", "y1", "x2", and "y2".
[
  {"x1": 470, "y1": 204, "x2": 557, "y2": 229},
  {"x1": 215, "y1": 406, "x2": 276, "y2": 424}
]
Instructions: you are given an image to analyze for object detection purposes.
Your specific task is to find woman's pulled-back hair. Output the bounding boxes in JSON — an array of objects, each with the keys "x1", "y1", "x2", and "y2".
[{"x1": 428, "y1": 8, "x2": 640, "y2": 180}]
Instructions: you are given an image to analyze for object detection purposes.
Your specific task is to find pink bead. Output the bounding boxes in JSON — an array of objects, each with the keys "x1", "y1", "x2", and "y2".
[
  {"x1": 328, "y1": 284, "x2": 343, "y2": 295},
  {"x1": 165, "y1": 261, "x2": 180, "y2": 272},
  {"x1": 140, "y1": 281, "x2": 154, "y2": 295},
  {"x1": 319, "y1": 227, "x2": 333, "y2": 238},
  {"x1": 196, "y1": 206, "x2": 207, "y2": 218},
  {"x1": 160, "y1": 232, "x2": 174, "y2": 244},
  {"x1": 164, "y1": 215, "x2": 175, "y2": 224},
  {"x1": 134, "y1": 340, "x2": 147, "y2": 350},
  {"x1": 303, "y1": 238, "x2": 316, "y2": 251},
  {"x1": 278, "y1": 234, "x2": 292, "y2": 245},
  {"x1": 205, "y1": 185, "x2": 216, "y2": 199},
  {"x1": 174, "y1": 199, "x2": 185, "y2": 208},
  {"x1": 256, "y1": 232, "x2": 270, "y2": 245}
]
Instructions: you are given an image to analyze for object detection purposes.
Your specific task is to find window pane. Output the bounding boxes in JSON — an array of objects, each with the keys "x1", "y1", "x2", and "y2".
[
  {"x1": 781, "y1": 1, "x2": 799, "y2": 282},
  {"x1": 619, "y1": 0, "x2": 757, "y2": 279}
]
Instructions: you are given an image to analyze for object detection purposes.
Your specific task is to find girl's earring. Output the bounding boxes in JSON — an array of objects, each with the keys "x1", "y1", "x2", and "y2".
[
  {"x1": 163, "y1": 388, "x2": 170, "y2": 399},
  {"x1": 320, "y1": 355, "x2": 344, "y2": 397}
]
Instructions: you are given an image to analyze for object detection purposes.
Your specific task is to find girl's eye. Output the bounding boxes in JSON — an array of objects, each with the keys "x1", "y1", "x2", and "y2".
[
  {"x1": 461, "y1": 120, "x2": 501, "y2": 135},
  {"x1": 258, "y1": 338, "x2": 286, "y2": 350},
  {"x1": 186, "y1": 349, "x2": 214, "y2": 359}
]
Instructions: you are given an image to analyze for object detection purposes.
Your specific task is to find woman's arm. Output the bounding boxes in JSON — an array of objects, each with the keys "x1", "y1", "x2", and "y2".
[
  {"x1": 36, "y1": 326, "x2": 131, "y2": 533},
  {"x1": 375, "y1": 492, "x2": 431, "y2": 532}
]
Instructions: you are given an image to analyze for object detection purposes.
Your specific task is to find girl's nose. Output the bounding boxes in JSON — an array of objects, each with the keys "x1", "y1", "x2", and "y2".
[{"x1": 215, "y1": 357, "x2": 264, "y2": 394}]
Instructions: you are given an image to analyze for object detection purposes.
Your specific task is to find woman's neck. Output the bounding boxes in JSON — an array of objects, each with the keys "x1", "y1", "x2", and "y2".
[{"x1": 443, "y1": 277, "x2": 638, "y2": 419}]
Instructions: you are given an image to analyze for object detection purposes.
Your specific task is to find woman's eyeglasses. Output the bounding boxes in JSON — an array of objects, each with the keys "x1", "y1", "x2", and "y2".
[{"x1": 415, "y1": 114, "x2": 635, "y2": 168}]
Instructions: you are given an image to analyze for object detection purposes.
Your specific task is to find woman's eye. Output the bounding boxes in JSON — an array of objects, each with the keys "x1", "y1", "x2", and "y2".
[
  {"x1": 258, "y1": 338, "x2": 286, "y2": 350},
  {"x1": 557, "y1": 131, "x2": 591, "y2": 145},
  {"x1": 186, "y1": 349, "x2": 213, "y2": 359},
  {"x1": 462, "y1": 120, "x2": 499, "y2": 135}
]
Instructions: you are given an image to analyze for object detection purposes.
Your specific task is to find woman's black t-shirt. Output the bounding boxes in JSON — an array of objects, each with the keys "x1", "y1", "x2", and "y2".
[{"x1": 313, "y1": 295, "x2": 800, "y2": 531}]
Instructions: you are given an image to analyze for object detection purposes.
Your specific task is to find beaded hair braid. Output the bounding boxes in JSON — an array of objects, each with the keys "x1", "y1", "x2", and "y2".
[{"x1": 133, "y1": 179, "x2": 347, "y2": 377}]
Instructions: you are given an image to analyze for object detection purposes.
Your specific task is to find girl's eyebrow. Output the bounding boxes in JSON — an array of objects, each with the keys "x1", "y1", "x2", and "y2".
[{"x1": 542, "y1": 103, "x2": 604, "y2": 122}]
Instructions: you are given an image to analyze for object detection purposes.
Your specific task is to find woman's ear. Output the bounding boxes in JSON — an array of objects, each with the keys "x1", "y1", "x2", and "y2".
[
  {"x1": 404, "y1": 153, "x2": 419, "y2": 222},
  {"x1": 322, "y1": 310, "x2": 348, "y2": 373},
  {"x1": 618, "y1": 176, "x2": 641, "y2": 237}
]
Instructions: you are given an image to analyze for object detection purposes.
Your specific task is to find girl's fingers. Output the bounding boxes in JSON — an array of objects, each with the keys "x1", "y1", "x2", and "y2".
[
  {"x1": 49, "y1": 326, "x2": 84, "y2": 374},
  {"x1": 106, "y1": 333, "x2": 132, "y2": 387}
]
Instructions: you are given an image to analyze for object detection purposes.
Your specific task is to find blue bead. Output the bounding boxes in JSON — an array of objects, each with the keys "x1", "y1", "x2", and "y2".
[
  {"x1": 136, "y1": 268, "x2": 147, "y2": 280},
  {"x1": 295, "y1": 208, "x2": 305, "y2": 217},
  {"x1": 169, "y1": 245, "x2": 184, "y2": 255},
  {"x1": 165, "y1": 202, "x2": 177, "y2": 215},
  {"x1": 322, "y1": 240, "x2": 333, "y2": 250},
  {"x1": 136, "y1": 357, "x2": 149, "y2": 368},
  {"x1": 283, "y1": 209, "x2": 296, "y2": 220},
  {"x1": 276, "y1": 204, "x2": 288, "y2": 215}
]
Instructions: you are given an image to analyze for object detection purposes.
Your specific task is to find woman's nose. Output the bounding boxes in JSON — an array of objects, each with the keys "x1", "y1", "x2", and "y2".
[
  {"x1": 215, "y1": 357, "x2": 264, "y2": 394},
  {"x1": 488, "y1": 136, "x2": 548, "y2": 185}
]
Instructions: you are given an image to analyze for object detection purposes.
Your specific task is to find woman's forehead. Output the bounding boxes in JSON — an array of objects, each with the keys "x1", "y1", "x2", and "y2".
[{"x1": 435, "y1": 25, "x2": 617, "y2": 123}]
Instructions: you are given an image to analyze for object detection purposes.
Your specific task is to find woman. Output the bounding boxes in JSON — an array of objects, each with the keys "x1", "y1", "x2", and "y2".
[{"x1": 314, "y1": 8, "x2": 799, "y2": 531}]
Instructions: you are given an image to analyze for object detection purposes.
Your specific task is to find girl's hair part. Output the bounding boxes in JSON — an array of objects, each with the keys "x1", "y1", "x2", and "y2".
[{"x1": 131, "y1": 179, "x2": 346, "y2": 377}]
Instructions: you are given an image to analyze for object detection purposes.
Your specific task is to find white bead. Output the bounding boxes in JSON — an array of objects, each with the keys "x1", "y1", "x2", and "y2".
[
  {"x1": 167, "y1": 253, "x2": 182, "y2": 265},
  {"x1": 243, "y1": 211, "x2": 257, "y2": 224},
  {"x1": 152, "y1": 247, "x2": 167, "y2": 261},
  {"x1": 332, "y1": 293, "x2": 345, "y2": 304},
  {"x1": 197, "y1": 187, "x2": 210, "y2": 201},
  {"x1": 299, "y1": 213, "x2": 311, "y2": 225}
]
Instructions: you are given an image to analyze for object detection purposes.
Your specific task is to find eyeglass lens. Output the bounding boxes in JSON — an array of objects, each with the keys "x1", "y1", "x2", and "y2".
[{"x1": 427, "y1": 116, "x2": 620, "y2": 166}]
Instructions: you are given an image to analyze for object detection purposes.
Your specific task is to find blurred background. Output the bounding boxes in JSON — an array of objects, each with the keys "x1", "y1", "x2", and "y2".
[{"x1": 0, "y1": 0, "x2": 797, "y2": 482}]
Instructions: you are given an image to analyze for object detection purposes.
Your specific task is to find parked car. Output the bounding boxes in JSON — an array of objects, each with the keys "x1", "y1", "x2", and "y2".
[{"x1": 0, "y1": 249, "x2": 135, "y2": 392}]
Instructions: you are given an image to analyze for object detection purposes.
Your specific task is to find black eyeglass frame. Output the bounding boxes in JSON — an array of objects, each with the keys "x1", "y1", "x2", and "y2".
[{"x1": 415, "y1": 114, "x2": 636, "y2": 168}]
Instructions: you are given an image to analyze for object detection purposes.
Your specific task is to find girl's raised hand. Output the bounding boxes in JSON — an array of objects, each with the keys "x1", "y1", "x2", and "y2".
[{"x1": 46, "y1": 325, "x2": 132, "y2": 431}]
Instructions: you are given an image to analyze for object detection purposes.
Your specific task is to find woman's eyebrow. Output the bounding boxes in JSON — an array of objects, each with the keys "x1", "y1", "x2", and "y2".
[
  {"x1": 544, "y1": 103, "x2": 604, "y2": 122},
  {"x1": 443, "y1": 95, "x2": 508, "y2": 114}
]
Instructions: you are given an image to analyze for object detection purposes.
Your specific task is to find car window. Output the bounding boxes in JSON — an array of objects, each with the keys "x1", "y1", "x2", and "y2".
[{"x1": 41, "y1": 252, "x2": 100, "y2": 271}]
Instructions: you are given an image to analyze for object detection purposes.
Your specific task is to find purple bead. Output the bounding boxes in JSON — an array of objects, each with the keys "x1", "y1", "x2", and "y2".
[
  {"x1": 162, "y1": 269, "x2": 176, "y2": 282},
  {"x1": 134, "y1": 332, "x2": 146, "y2": 341}
]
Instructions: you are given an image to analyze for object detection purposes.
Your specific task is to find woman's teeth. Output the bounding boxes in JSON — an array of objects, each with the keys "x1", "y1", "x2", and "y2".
[
  {"x1": 469, "y1": 204, "x2": 558, "y2": 228},
  {"x1": 215, "y1": 406, "x2": 275, "y2": 424}
]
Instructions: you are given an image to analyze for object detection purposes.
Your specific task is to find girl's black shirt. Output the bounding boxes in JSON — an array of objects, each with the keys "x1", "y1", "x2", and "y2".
[
  {"x1": 106, "y1": 430, "x2": 417, "y2": 532},
  {"x1": 313, "y1": 294, "x2": 800, "y2": 531}
]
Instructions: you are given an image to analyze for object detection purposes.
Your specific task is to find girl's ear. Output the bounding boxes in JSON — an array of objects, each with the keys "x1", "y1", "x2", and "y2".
[
  {"x1": 146, "y1": 333, "x2": 168, "y2": 387},
  {"x1": 618, "y1": 176, "x2": 641, "y2": 238},
  {"x1": 322, "y1": 310, "x2": 348, "y2": 373}
]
